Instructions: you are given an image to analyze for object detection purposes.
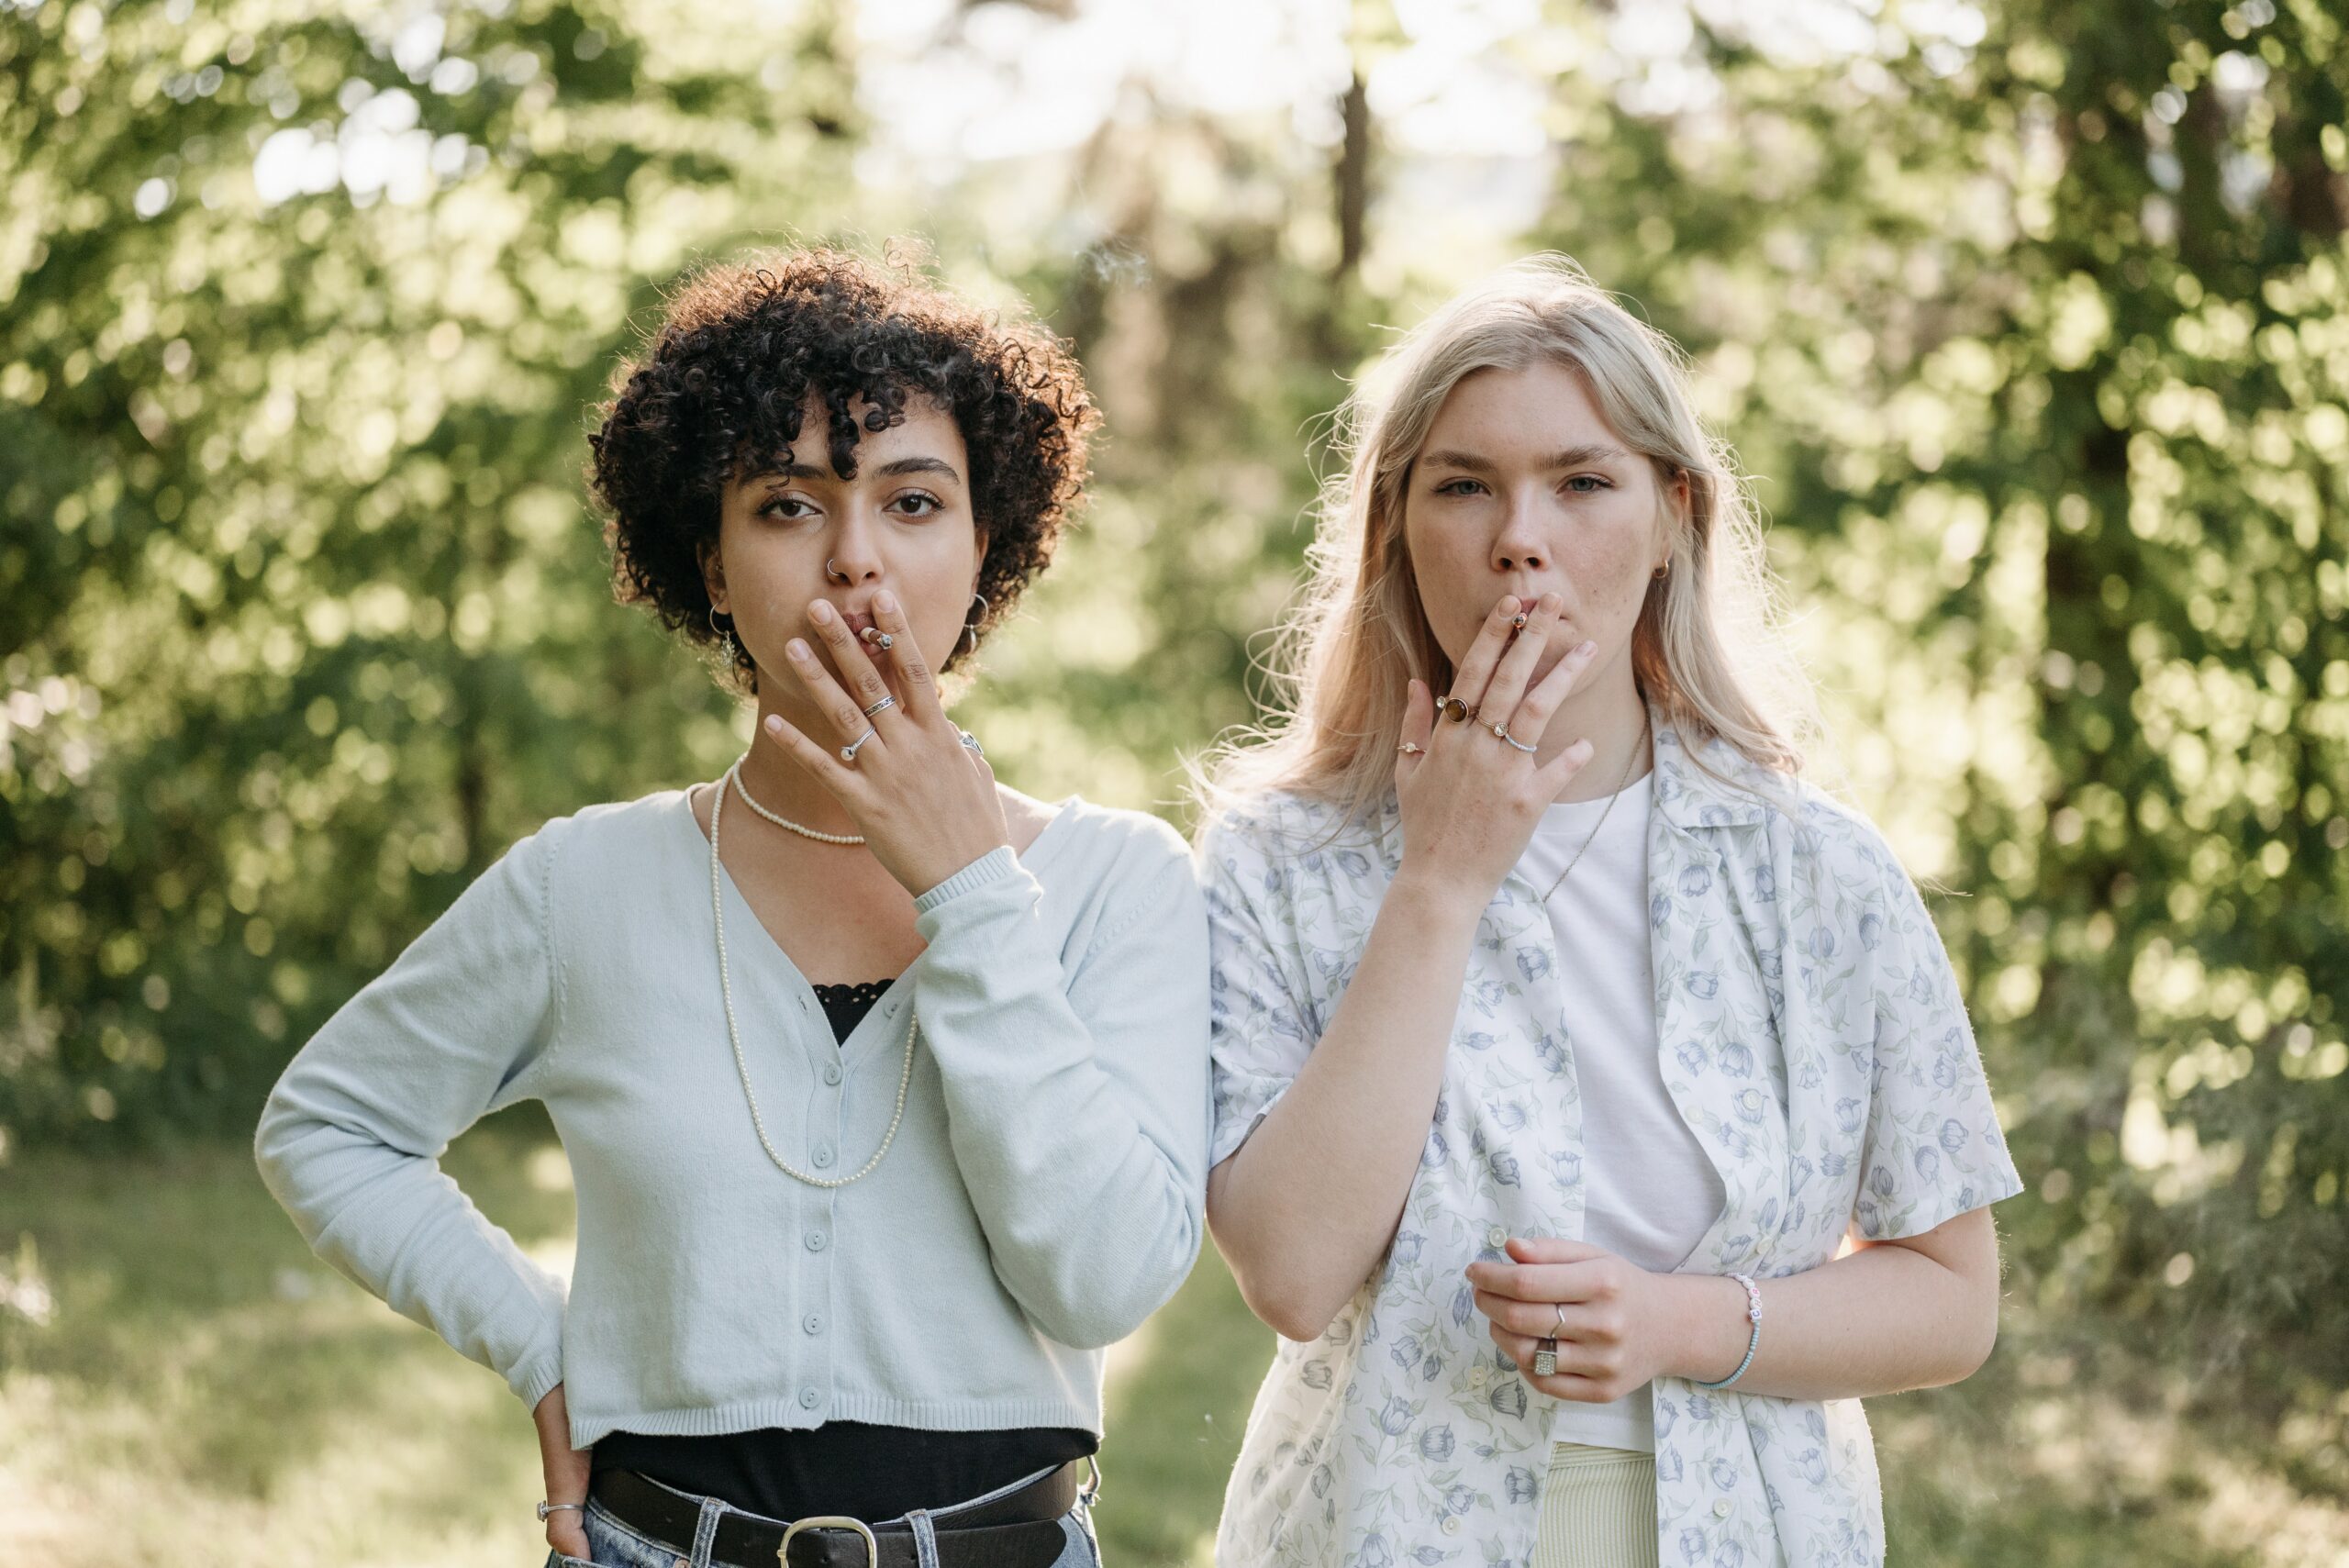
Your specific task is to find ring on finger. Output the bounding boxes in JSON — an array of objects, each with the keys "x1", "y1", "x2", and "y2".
[
  {"x1": 1534, "y1": 1339, "x2": 1559, "y2": 1377},
  {"x1": 841, "y1": 726, "x2": 878, "y2": 763},
  {"x1": 1397, "y1": 740, "x2": 1426, "y2": 757},
  {"x1": 1492, "y1": 722, "x2": 1538, "y2": 754},
  {"x1": 958, "y1": 729, "x2": 984, "y2": 756},
  {"x1": 1553, "y1": 1302, "x2": 1570, "y2": 1335},
  {"x1": 862, "y1": 694, "x2": 897, "y2": 719},
  {"x1": 1436, "y1": 695, "x2": 1475, "y2": 724}
]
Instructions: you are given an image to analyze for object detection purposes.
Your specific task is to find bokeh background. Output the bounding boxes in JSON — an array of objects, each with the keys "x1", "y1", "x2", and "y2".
[{"x1": 4, "y1": 0, "x2": 2346, "y2": 1563}]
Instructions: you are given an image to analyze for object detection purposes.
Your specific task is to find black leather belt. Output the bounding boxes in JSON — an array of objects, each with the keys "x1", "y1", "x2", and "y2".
[{"x1": 591, "y1": 1461, "x2": 1081, "y2": 1568}]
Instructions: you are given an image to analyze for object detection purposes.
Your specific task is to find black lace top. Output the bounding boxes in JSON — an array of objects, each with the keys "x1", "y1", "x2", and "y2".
[{"x1": 588, "y1": 977, "x2": 1097, "y2": 1522}]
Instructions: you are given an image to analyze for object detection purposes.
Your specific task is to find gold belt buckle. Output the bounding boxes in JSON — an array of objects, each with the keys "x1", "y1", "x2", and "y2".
[{"x1": 779, "y1": 1516, "x2": 878, "y2": 1568}]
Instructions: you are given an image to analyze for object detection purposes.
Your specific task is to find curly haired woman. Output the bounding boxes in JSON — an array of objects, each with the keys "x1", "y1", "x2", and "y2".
[{"x1": 256, "y1": 250, "x2": 1209, "y2": 1568}]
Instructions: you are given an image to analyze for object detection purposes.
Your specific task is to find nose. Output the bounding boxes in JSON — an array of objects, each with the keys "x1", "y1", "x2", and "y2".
[
  {"x1": 1492, "y1": 490, "x2": 1548, "y2": 574},
  {"x1": 829, "y1": 512, "x2": 885, "y2": 584}
]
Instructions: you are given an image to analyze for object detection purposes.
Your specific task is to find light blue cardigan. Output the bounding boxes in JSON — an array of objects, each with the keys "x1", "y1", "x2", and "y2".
[{"x1": 255, "y1": 789, "x2": 1210, "y2": 1450}]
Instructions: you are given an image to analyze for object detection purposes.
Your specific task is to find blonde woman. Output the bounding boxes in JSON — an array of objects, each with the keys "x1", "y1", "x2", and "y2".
[{"x1": 1197, "y1": 256, "x2": 2022, "y2": 1568}]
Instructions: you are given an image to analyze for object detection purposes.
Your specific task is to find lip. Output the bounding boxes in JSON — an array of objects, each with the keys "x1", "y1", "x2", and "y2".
[{"x1": 838, "y1": 606, "x2": 879, "y2": 642}]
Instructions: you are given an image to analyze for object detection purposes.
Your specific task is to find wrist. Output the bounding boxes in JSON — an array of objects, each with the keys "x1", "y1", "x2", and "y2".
[
  {"x1": 1664, "y1": 1273, "x2": 1757, "y2": 1385},
  {"x1": 1386, "y1": 862, "x2": 1490, "y2": 929}
]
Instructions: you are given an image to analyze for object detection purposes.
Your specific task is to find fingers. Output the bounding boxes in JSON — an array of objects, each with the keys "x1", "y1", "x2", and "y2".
[
  {"x1": 1475, "y1": 592, "x2": 1563, "y2": 732},
  {"x1": 1487, "y1": 1322, "x2": 1631, "y2": 1402},
  {"x1": 868, "y1": 590, "x2": 943, "y2": 719},
  {"x1": 1465, "y1": 1256, "x2": 1617, "y2": 1307},
  {"x1": 761, "y1": 711, "x2": 863, "y2": 795},
  {"x1": 1502, "y1": 635, "x2": 1599, "y2": 751},
  {"x1": 805, "y1": 600, "x2": 894, "y2": 720},
  {"x1": 1507, "y1": 1236, "x2": 1610, "y2": 1266},
  {"x1": 1398, "y1": 679, "x2": 1434, "y2": 775},
  {"x1": 1442, "y1": 595, "x2": 1525, "y2": 717},
  {"x1": 785, "y1": 633, "x2": 884, "y2": 745},
  {"x1": 1473, "y1": 1288, "x2": 1621, "y2": 1342}
]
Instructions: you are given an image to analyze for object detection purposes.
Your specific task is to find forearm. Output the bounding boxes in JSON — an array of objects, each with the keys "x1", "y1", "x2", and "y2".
[
  {"x1": 915, "y1": 851, "x2": 1209, "y2": 1348},
  {"x1": 1208, "y1": 872, "x2": 1482, "y2": 1340},
  {"x1": 1657, "y1": 1227, "x2": 2000, "y2": 1402}
]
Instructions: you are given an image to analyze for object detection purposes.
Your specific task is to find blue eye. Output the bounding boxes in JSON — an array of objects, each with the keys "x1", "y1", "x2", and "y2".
[
  {"x1": 1436, "y1": 478, "x2": 1486, "y2": 497},
  {"x1": 1564, "y1": 475, "x2": 1610, "y2": 495}
]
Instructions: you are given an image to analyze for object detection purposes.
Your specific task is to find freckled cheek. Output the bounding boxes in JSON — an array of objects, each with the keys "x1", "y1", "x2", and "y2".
[{"x1": 1562, "y1": 532, "x2": 1653, "y2": 624}]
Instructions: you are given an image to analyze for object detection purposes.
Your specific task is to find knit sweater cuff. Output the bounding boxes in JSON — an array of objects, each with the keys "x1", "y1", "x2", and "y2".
[
  {"x1": 913, "y1": 845, "x2": 1019, "y2": 912},
  {"x1": 512, "y1": 1343, "x2": 566, "y2": 1413}
]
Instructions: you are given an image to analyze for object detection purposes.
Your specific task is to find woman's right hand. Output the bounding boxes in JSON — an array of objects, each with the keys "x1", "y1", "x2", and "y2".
[
  {"x1": 533, "y1": 1383, "x2": 593, "y2": 1561},
  {"x1": 1394, "y1": 592, "x2": 1599, "y2": 906}
]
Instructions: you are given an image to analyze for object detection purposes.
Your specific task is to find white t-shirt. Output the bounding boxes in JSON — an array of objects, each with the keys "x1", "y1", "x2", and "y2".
[{"x1": 1515, "y1": 768, "x2": 1725, "y2": 1453}]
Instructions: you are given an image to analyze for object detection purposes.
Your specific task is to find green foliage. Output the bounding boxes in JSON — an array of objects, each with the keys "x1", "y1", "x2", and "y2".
[
  {"x1": 4, "y1": 0, "x2": 2346, "y2": 1543},
  {"x1": 1519, "y1": 0, "x2": 2349, "y2": 1426},
  {"x1": 2, "y1": 0, "x2": 862, "y2": 1139}
]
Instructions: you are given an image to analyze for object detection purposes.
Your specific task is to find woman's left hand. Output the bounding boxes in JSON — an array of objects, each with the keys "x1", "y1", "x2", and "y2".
[
  {"x1": 1468, "y1": 1237, "x2": 1735, "y2": 1403},
  {"x1": 762, "y1": 588, "x2": 1012, "y2": 898}
]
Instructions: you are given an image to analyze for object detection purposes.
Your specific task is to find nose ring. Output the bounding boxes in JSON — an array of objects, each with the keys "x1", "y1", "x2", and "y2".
[{"x1": 825, "y1": 557, "x2": 850, "y2": 584}]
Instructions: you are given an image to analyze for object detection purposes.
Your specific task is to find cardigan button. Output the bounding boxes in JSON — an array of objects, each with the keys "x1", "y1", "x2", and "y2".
[
  {"x1": 805, "y1": 1230, "x2": 829, "y2": 1252},
  {"x1": 812, "y1": 1145, "x2": 835, "y2": 1169},
  {"x1": 823, "y1": 1063, "x2": 843, "y2": 1085},
  {"x1": 798, "y1": 1387, "x2": 820, "y2": 1410}
]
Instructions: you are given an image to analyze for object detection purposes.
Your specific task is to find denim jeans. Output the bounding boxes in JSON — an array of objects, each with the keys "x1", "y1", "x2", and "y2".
[{"x1": 544, "y1": 1460, "x2": 1103, "y2": 1568}]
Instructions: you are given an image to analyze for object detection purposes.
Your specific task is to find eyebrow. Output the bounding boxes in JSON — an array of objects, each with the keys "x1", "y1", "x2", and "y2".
[
  {"x1": 1420, "y1": 443, "x2": 1631, "y2": 475},
  {"x1": 753, "y1": 455, "x2": 963, "y2": 484}
]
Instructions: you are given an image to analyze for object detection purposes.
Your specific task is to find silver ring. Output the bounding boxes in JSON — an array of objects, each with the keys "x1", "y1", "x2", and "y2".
[
  {"x1": 958, "y1": 730, "x2": 984, "y2": 757},
  {"x1": 1554, "y1": 1302, "x2": 1570, "y2": 1334},
  {"x1": 840, "y1": 726, "x2": 877, "y2": 763},
  {"x1": 1493, "y1": 723, "x2": 1537, "y2": 753},
  {"x1": 536, "y1": 1502, "x2": 583, "y2": 1521},
  {"x1": 861, "y1": 694, "x2": 897, "y2": 718}
]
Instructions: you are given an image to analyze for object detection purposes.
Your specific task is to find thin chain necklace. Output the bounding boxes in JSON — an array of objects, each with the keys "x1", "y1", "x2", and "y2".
[
  {"x1": 709, "y1": 759, "x2": 915, "y2": 1188},
  {"x1": 731, "y1": 760, "x2": 865, "y2": 844},
  {"x1": 1536, "y1": 711, "x2": 1651, "y2": 905}
]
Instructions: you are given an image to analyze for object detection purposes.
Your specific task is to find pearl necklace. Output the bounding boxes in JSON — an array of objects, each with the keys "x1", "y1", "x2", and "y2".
[
  {"x1": 731, "y1": 762, "x2": 865, "y2": 844},
  {"x1": 710, "y1": 760, "x2": 915, "y2": 1188}
]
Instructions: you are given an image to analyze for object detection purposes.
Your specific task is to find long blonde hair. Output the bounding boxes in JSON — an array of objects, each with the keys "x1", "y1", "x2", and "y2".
[{"x1": 1199, "y1": 253, "x2": 1816, "y2": 828}]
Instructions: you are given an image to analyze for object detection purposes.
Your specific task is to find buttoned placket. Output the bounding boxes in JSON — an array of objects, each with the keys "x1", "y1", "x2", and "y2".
[{"x1": 792, "y1": 989, "x2": 846, "y2": 1425}]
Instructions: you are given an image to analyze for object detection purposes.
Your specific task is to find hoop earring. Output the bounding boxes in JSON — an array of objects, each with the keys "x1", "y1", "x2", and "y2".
[
  {"x1": 1653, "y1": 561, "x2": 1670, "y2": 580},
  {"x1": 957, "y1": 591, "x2": 990, "y2": 655},
  {"x1": 708, "y1": 605, "x2": 744, "y2": 667}
]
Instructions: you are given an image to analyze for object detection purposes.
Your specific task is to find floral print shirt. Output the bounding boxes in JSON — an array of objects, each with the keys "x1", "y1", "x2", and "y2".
[{"x1": 1199, "y1": 715, "x2": 2024, "y2": 1568}]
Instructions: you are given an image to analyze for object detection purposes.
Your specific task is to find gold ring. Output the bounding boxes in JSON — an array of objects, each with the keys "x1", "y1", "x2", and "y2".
[
  {"x1": 1397, "y1": 740, "x2": 1426, "y2": 756},
  {"x1": 1435, "y1": 695, "x2": 1473, "y2": 723}
]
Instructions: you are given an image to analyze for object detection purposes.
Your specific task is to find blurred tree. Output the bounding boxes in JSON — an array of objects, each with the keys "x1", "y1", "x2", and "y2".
[{"x1": 1, "y1": 0, "x2": 863, "y2": 1141}]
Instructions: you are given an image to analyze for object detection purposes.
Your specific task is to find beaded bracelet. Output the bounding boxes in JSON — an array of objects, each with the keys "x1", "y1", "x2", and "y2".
[{"x1": 1694, "y1": 1272, "x2": 1764, "y2": 1389}]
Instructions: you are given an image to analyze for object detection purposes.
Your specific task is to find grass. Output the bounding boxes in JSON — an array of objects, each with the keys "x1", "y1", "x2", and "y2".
[{"x1": 0, "y1": 1111, "x2": 2336, "y2": 1566}]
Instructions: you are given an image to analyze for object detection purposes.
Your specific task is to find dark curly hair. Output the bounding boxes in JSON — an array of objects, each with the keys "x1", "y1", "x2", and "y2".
[{"x1": 588, "y1": 247, "x2": 1099, "y2": 689}]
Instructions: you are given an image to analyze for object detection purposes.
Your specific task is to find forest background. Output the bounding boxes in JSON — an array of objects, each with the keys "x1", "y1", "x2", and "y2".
[{"x1": 3, "y1": 0, "x2": 2345, "y2": 1562}]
